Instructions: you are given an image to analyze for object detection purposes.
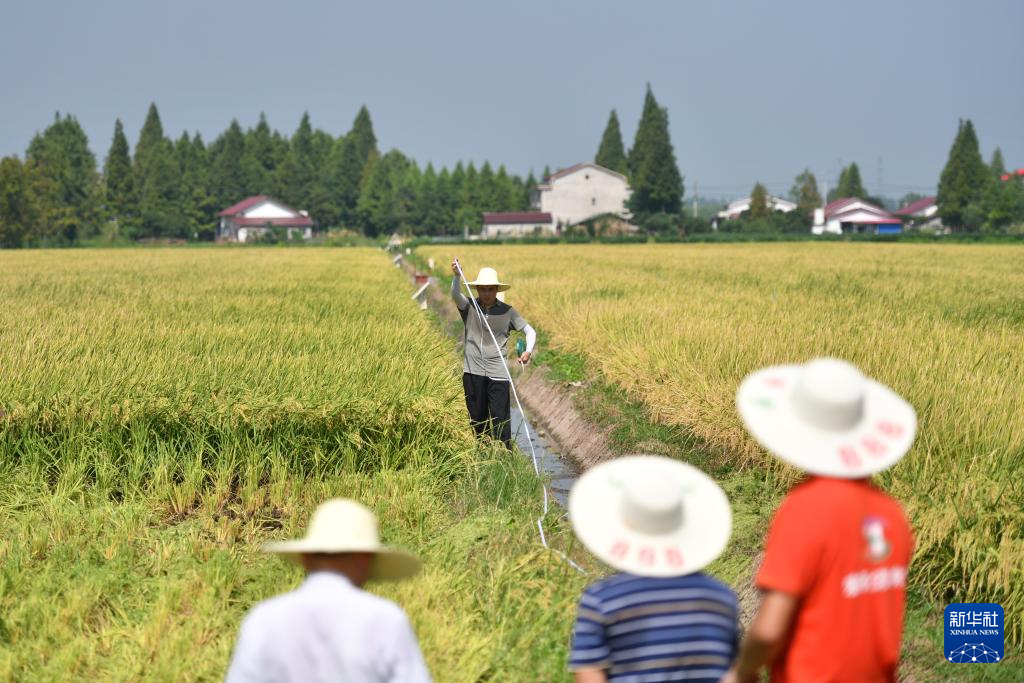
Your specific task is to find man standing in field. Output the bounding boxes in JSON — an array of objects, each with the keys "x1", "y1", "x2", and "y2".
[
  {"x1": 723, "y1": 358, "x2": 916, "y2": 683},
  {"x1": 226, "y1": 498, "x2": 431, "y2": 683},
  {"x1": 450, "y1": 257, "x2": 536, "y2": 448},
  {"x1": 567, "y1": 455, "x2": 740, "y2": 682}
]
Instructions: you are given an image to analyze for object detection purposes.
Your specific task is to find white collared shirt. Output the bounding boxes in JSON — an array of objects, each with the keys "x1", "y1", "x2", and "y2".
[{"x1": 225, "y1": 572, "x2": 432, "y2": 683}]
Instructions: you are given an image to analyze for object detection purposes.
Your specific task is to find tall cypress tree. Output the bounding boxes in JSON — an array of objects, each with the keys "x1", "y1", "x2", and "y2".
[
  {"x1": 790, "y1": 169, "x2": 821, "y2": 214},
  {"x1": 132, "y1": 104, "x2": 180, "y2": 238},
  {"x1": 595, "y1": 110, "x2": 628, "y2": 174},
  {"x1": 748, "y1": 182, "x2": 770, "y2": 217},
  {"x1": 835, "y1": 162, "x2": 866, "y2": 199},
  {"x1": 331, "y1": 106, "x2": 379, "y2": 226},
  {"x1": 103, "y1": 119, "x2": 134, "y2": 221},
  {"x1": 274, "y1": 112, "x2": 317, "y2": 209},
  {"x1": 627, "y1": 85, "x2": 683, "y2": 218},
  {"x1": 209, "y1": 119, "x2": 247, "y2": 210},
  {"x1": 938, "y1": 119, "x2": 989, "y2": 230},
  {"x1": 26, "y1": 113, "x2": 101, "y2": 242},
  {"x1": 990, "y1": 147, "x2": 1006, "y2": 177}
]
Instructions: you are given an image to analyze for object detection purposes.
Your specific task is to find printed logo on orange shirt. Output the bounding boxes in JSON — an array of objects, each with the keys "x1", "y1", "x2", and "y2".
[{"x1": 862, "y1": 516, "x2": 891, "y2": 563}]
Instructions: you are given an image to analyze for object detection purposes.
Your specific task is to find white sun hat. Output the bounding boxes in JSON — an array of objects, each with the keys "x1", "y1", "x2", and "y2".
[
  {"x1": 467, "y1": 267, "x2": 511, "y2": 292},
  {"x1": 736, "y1": 358, "x2": 917, "y2": 479},
  {"x1": 568, "y1": 455, "x2": 732, "y2": 577},
  {"x1": 264, "y1": 499, "x2": 422, "y2": 582}
]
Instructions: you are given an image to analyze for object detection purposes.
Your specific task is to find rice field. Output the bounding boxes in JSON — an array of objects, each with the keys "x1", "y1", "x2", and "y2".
[
  {"x1": 0, "y1": 248, "x2": 589, "y2": 681},
  {"x1": 421, "y1": 242, "x2": 1024, "y2": 651}
]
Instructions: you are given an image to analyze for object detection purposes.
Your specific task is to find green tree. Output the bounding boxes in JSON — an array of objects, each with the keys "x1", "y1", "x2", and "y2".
[
  {"x1": 274, "y1": 112, "x2": 317, "y2": 210},
  {"x1": 208, "y1": 120, "x2": 247, "y2": 211},
  {"x1": 833, "y1": 162, "x2": 866, "y2": 200},
  {"x1": 0, "y1": 156, "x2": 50, "y2": 247},
  {"x1": 357, "y1": 150, "x2": 413, "y2": 236},
  {"x1": 748, "y1": 182, "x2": 770, "y2": 218},
  {"x1": 789, "y1": 169, "x2": 821, "y2": 214},
  {"x1": 103, "y1": 119, "x2": 134, "y2": 222},
  {"x1": 627, "y1": 85, "x2": 683, "y2": 218},
  {"x1": 990, "y1": 147, "x2": 1006, "y2": 177},
  {"x1": 241, "y1": 113, "x2": 277, "y2": 195},
  {"x1": 938, "y1": 119, "x2": 990, "y2": 231},
  {"x1": 131, "y1": 103, "x2": 181, "y2": 238},
  {"x1": 26, "y1": 113, "x2": 101, "y2": 242},
  {"x1": 595, "y1": 109, "x2": 628, "y2": 174},
  {"x1": 331, "y1": 106, "x2": 379, "y2": 227}
]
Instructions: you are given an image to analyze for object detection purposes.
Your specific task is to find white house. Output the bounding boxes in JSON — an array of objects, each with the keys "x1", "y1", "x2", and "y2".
[
  {"x1": 812, "y1": 198, "x2": 902, "y2": 235},
  {"x1": 716, "y1": 194, "x2": 797, "y2": 220},
  {"x1": 481, "y1": 212, "x2": 555, "y2": 239},
  {"x1": 217, "y1": 195, "x2": 314, "y2": 243},
  {"x1": 895, "y1": 196, "x2": 942, "y2": 231},
  {"x1": 533, "y1": 162, "x2": 631, "y2": 227}
]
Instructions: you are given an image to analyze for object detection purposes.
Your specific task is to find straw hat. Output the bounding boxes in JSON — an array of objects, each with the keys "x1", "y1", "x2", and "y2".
[
  {"x1": 467, "y1": 267, "x2": 510, "y2": 292},
  {"x1": 736, "y1": 358, "x2": 917, "y2": 478},
  {"x1": 264, "y1": 499, "x2": 422, "y2": 581},
  {"x1": 568, "y1": 455, "x2": 732, "y2": 577}
]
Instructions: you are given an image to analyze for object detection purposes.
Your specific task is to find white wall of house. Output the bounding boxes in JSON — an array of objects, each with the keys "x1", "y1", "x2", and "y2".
[
  {"x1": 484, "y1": 222, "x2": 556, "y2": 239},
  {"x1": 244, "y1": 201, "x2": 298, "y2": 219},
  {"x1": 718, "y1": 195, "x2": 797, "y2": 219},
  {"x1": 538, "y1": 164, "x2": 631, "y2": 226}
]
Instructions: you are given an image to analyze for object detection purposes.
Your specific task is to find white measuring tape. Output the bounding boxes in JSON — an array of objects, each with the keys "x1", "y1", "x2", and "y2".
[{"x1": 453, "y1": 259, "x2": 586, "y2": 574}]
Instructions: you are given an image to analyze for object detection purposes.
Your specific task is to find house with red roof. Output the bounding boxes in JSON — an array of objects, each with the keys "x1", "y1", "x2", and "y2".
[
  {"x1": 812, "y1": 198, "x2": 902, "y2": 235},
  {"x1": 895, "y1": 196, "x2": 942, "y2": 231},
  {"x1": 481, "y1": 212, "x2": 555, "y2": 239},
  {"x1": 217, "y1": 195, "x2": 314, "y2": 243}
]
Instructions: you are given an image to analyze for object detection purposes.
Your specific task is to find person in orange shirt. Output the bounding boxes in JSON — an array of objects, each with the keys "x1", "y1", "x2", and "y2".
[{"x1": 723, "y1": 358, "x2": 917, "y2": 683}]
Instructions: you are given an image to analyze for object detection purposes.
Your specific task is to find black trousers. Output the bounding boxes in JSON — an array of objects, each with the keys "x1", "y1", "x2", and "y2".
[{"x1": 462, "y1": 372, "x2": 512, "y2": 447}]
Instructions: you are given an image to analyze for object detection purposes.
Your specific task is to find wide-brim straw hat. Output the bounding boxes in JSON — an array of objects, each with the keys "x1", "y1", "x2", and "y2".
[
  {"x1": 736, "y1": 358, "x2": 917, "y2": 479},
  {"x1": 569, "y1": 455, "x2": 732, "y2": 577},
  {"x1": 264, "y1": 499, "x2": 422, "y2": 582},
  {"x1": 467, "y1": 267, "x2": 511, "y2": 292}
]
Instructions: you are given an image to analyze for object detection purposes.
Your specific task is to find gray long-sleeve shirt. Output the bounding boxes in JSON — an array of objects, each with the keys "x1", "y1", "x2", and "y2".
[{"x1": 451, "y1": 276, "x2": 535, "y2": 380}]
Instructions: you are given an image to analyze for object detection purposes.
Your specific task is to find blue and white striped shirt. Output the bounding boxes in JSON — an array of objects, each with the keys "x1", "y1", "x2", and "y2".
[{"x1": 568, "y1": 572, "x2": 739, "y2": 682}]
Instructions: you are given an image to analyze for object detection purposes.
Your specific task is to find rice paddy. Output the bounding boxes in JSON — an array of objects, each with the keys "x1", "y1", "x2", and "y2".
[
  {"x1": 421, "y1": 241, "x2": 1024, "y2": 652},
  {"x1": 0, "y1": 248, "x2": 589, "y2": 681}
]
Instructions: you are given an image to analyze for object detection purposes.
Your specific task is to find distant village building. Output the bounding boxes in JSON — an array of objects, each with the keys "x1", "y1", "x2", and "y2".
[
  {"x1": 895, "y1": 196, "x2": 942, "y2": 231},
  {"x1": 812, "y1": 198, "x2": 902, "y2": 235},
  {"x1": 532, "y1": 162, "x2": 632, "y2": 228},
  {"x1": 217, "y1": 195, "x2": 314, "y2": 243},
  {"x1": 716, "y1": 194, "x2": 797, "y2": 221},
  {"x1": 481, "y1": 212, "x2": 555, "y2": 239}
]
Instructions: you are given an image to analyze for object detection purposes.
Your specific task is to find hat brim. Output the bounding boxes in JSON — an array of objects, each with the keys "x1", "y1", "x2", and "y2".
[
  {"x1": 736, "y1": 365, "x2": 917, "y2": 478},
  {"x1": 568, "y1": 456, "x2": 732, "y2": 577},
  {"x1": 263, "y1": 541, "x2": 422, "y2": 582},
  {"x1": 468, "y1": 281, "x2": 511, "y2": 292}
]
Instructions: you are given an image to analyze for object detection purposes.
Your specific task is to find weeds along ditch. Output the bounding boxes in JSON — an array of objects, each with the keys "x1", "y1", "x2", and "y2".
[
  {"x1": 420, "y1": 241, "x2": 1024, "y2": 651},
  {"x1": 0, "y1": 248, "x2": 590, "y2": 681}
]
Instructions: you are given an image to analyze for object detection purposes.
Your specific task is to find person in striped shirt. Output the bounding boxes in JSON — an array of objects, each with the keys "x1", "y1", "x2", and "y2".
[{"x1": 567, "y1": 455, "x2": 739, "y2": 682}]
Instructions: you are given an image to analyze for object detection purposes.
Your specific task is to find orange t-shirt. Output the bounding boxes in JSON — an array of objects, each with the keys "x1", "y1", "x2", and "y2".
[{"x1": 756, "y1": 476, "x2": 913, "y2": 683}]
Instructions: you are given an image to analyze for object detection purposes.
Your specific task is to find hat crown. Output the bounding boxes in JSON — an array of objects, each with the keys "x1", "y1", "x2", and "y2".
[
  {"x1": 306, "y1": 499, "x2": 380, "y2": 546},
  {"x1": 792, "y1": 358, "x2": 865, "y2": 431},
  {"x1": 473, "y1": 267, "x2": 501, "y2": 284},
  {"x1": 622, "y1": 476, "x2": 683, "y2": 535}
]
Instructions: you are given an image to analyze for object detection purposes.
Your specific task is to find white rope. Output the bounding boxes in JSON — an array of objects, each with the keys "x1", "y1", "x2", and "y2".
[{"x1": 453, "y1": 259, "x2": 586, "y2": 574}]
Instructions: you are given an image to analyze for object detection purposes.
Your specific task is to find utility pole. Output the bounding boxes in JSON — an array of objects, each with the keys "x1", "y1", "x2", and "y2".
[{"x1": 693, "y1": 180, "x2": 698, "y2": 219}]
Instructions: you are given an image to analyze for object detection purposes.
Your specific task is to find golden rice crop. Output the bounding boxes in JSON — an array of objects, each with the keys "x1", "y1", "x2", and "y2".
[
  {"x1": 0, "y1": 247, "x2": 590, "y2": 681},
  {"x1": 422, "y1": 242, "x2": 1024, "y2": 648}
]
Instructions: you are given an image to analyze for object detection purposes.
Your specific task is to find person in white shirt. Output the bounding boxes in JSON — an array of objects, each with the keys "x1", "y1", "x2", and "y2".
[{"x1": 225, "y1": 499, "x2": 431, "y2": 683}]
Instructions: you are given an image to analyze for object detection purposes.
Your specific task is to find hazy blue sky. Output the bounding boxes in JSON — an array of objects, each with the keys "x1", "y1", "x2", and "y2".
[{"x1": 2, "y1": 0, "x2": 1021, "y2": 200}]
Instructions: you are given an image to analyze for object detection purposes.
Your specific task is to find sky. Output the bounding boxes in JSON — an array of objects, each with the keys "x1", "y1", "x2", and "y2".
[{"x1": 2, "y1": 0, "x2": 1021, "y2": 201}]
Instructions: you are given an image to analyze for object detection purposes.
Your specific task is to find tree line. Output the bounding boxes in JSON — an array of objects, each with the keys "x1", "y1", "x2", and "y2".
[
  {"x1": 720, "y1": 119, "x2": 1023, "y2": 235},
  {"x1": 0, "y1": 105, "x2": 538, "y2": 247}
]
